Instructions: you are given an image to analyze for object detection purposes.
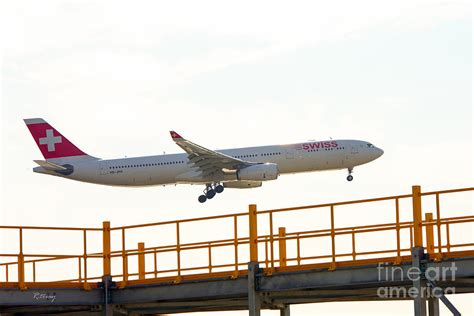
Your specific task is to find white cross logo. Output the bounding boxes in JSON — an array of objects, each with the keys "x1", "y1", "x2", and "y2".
[{"x1": 39, "y1": 129, "x2": 62, "y2": 152}]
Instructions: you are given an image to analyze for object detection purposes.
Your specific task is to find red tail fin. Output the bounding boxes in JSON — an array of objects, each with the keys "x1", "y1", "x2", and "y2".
[{"x1": 24, "y1": 118, "x2": 89, "y2": 160}]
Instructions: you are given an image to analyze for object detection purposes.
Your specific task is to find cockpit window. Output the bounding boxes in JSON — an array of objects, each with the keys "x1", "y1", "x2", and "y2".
[{"x1": 367, "y1": 143, "x2": 374, "y2": 148}]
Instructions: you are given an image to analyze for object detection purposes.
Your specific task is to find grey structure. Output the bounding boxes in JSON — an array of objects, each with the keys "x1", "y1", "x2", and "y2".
[
  {"x1": 1, "y1": 256, "x2": 473, "y2": 315},
  {"x1": 412, "y1": 247, "x2": 427, "y2": 316}
]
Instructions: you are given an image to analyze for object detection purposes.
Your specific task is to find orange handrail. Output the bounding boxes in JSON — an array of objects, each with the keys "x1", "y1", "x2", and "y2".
[{"x1": 0, "y1": 186, "x2": 472, "y2": 289}]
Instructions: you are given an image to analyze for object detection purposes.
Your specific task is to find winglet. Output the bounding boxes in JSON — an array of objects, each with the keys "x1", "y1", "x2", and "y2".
[{"x1": 170, "y1": 131, "x2": 184, "y2": 141}]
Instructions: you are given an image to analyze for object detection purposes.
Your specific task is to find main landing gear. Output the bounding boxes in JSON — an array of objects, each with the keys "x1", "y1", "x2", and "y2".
[
  {"x1": 346, "y1": 168, "x2": 354, "y2": 181},
  {"x1": 198, "y1": 183, "x2": 225, "y2": 203}
]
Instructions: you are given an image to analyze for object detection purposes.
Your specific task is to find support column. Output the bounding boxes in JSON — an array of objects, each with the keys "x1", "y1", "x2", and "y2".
[
  {"x1": 412, "y1": 247, "x2": 427, "y2": 316},
  {"x1": 102, "y1": 275, "x2": 113, "y2": 316},
  {"x1": 411, "y1": 185, "x2": 427, "y2": 316},
  {"x1": 248, "y1": 262, "x2": 261, "y2": 316},
  {"x1": 428, "y1": 297, "x2": 439, "y2": 316},
  {"x1": 280, "y1": 305, "x2": 290, "y2": 316}
]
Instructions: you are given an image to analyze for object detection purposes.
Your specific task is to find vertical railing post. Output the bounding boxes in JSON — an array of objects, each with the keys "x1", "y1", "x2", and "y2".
[
  {"x1": 395, "y1": 198, "x2": 401, "y2": 264},
  {"x1": 83, "y1": 229, "x2": 89, "y2": 290},
  {"x1": 296, "y1": 234, "x2": 301, "y2": 265},
  {"x1": 435, "y1": 193, "x2": 443, "y2": 259},
  {"x1": 233, "y1": 215, "x2": 239, "y2": 276},
  {"x1": 18, "y1": 228, "x2": 26, "y2": 290},
  {"x1": 249, "y1": 204, "x2": 258, "y2": 263},
  {"x1": 264, "y1": 237, "x2": 269, "y2": 268},
  {"x1": 351, "y1": 228, "x2": 356, "y2": 261},
  {"x1": 154, "y1": 250, "x2": 158, "y2": 278},
  {"x1": 78, "y1": 258, "x2": 82, "y2": 283},
  {"x1": 122, "y1": 228, "x2": 128, "y2": 283},
  {"x1": 445, "y1": 224, "x2": 451, "y2": 253},
  {"x1": 278, "y1": 227, "x2": 287, "y2": 267},
  {"x1": 32, "y1": 261, "x2": 36, "y2": 283},
  {"x1": 176, "y1": 222, "x2": 181, "y2": 281},
  {"x1": 102, "y1": 222, "x2": 111, "y2": 277},
  {"x1": 425, "y1": 213, "x2": 435, "y2": 256},
  {"x1": 329, "y1": 206, "x2": 336, "y2": 270},
  {"x1": 412, "y1": 185, "x2": 423, "y2": 247},
  {"x1": 138, "y1": 242, "x2": 145, "y2": 280},
  {"x1": 208, "y1": 243, "x2": 212, "y2": 274},
  {"x1": 269, "y1": 212, "x2": 274, "y2": 269}
]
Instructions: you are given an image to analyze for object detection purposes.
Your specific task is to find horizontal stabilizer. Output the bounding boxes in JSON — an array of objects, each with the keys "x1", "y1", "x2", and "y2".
[{"x1": 34, "y1": 160, "x2": 68, "y2": 171}]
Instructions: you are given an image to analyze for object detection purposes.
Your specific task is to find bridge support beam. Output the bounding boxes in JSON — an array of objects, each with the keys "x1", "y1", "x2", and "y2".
[
  {"x1": 248, "y1": 262, "x2": 261, "y2": 316},
  {"x1": 102, "y1": 275, "x2": 113, "y2": 316},
  {"x1": 412, "y1": 247, "x2": 427, "y2": 316},
  {"x1": 428, "y1": 297, "x2": 439, "y2": 316},
  {"x1": 280, "y1": 304, "x2": 290, "y2": 316},
  {"x1": 411, "y1": 186, "x2": 427, "y2": 316}
]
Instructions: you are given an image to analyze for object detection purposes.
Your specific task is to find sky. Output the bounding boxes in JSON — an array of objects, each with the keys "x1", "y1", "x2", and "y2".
[{"x1": 0, "y1": 0, "x2": 472, "y2": 315}]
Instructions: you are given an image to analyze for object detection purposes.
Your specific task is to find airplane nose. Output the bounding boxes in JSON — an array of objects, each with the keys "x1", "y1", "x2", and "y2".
[{"x1": 377, "y1": 148, "x2": 384, "y2": 157}]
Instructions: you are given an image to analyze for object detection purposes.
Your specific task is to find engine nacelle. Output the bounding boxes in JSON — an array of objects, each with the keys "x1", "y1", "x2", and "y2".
[
  {"x1": 224, "y1": 181, "x2": 262, "y2": 189},
  {"x1": 237, "y1": 163, "x2": 279, "y2": 181}
]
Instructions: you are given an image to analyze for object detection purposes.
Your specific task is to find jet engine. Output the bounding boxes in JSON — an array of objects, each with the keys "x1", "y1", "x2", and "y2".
[{"x1": 236, "y1": 163, "x2": 279, "y2": 181}]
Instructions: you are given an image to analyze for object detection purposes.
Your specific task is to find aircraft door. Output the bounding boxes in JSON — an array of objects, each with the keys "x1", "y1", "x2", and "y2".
[
  {"x1": 295, "y1": 147, "x2": 304, "y2": 159},
  {"x1": 99, "y1": 161, "x2": 109, "y2": 175},
  {"x1": 351, "y1": 145, "x2": 359, "y2": 154}
]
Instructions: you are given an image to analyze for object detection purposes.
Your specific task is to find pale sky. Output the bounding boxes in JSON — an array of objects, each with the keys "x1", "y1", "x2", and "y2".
[{"x1": 0, "y1": 1, "x2": 472, "y2": 315}]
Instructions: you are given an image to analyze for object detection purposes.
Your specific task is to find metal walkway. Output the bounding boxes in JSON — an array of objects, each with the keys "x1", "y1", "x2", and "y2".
[{"x1": 1, "y1": 185, "x2": 473, "y2": 315}]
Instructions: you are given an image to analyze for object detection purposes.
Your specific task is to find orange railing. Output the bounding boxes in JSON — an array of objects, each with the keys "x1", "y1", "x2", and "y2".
[{"x1": 0, "y1": 186, "x2": 472, "y2": 290}]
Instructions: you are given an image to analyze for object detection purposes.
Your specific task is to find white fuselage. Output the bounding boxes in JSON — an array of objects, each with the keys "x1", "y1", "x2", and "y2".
[{"x1": 34, "y1": 140, "x2": 383, "y2": 186}]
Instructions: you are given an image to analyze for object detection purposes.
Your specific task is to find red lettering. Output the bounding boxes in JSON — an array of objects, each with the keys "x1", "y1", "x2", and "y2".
[{"x1": 331, "y1": 141, "x2": 338, "y2": 148}]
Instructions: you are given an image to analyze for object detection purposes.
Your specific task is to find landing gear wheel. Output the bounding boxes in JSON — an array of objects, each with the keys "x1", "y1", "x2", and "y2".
[
  {"x1": 198, "y1": 195, "x2": 207, "y2": 203},
  {"x1": 347, "y1": 175, "x2": 353, "y2": 182},
  {"x1": 206, "y1": 189, "x2": 216, "y2": 199},
  {"x1": 215, "y1": 184, "x2": 224, "y2": 193}
]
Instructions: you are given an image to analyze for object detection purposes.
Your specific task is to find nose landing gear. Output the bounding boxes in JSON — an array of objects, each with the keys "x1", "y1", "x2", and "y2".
[
  {"x1": 346, "y1": 168, "x2": 354, "y2": 181},
  {"x1": 198, "y1": 183, "x2": 225, "y2": 203}
]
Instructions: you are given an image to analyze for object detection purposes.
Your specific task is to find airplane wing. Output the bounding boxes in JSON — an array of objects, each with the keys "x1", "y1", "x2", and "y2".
[{"x1": 170, "y1": 131, "x2": 255, "y2": 178}]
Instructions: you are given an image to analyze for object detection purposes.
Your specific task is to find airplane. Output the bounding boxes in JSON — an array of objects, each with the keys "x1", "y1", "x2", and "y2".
[{"x1": 24, "y1": 118, "x2": 384, "y2": 203}]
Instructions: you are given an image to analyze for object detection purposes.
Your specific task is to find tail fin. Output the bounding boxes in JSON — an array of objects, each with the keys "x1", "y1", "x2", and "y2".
[{"x1": 24, "y1": 118, "x2": 94, "y2": 160}]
